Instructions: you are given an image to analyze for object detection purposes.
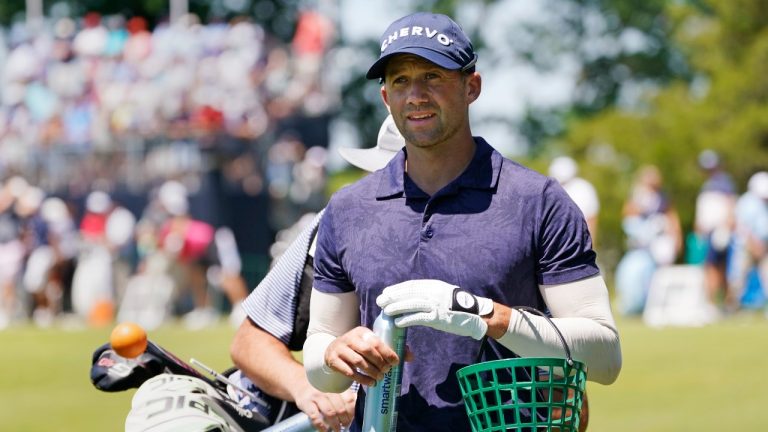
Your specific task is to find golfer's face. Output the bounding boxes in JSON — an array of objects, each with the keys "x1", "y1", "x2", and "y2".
[{"x1": 381, "y1": 54, "x2": 475, "y2": 150}]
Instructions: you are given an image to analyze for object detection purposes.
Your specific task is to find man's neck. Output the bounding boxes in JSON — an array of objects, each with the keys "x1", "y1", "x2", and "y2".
[{"x1": 405, "y1": 136, "x2": 476, "y2": 196}]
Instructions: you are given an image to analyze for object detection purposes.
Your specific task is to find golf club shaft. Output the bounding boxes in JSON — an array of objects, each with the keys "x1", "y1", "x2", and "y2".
[
  {"x1": 190, "y1": 358, "x2": 269, "y2": 407},
  {"x1": 261, "y1": 412, "x2": 314, "y2": 432}
]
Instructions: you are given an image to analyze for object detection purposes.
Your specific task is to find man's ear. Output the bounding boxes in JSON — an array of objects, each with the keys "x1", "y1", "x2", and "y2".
[
  {"x1": 466, "y1": 73, "x2": 482, "y2": 104},
  {"x1": 381, "y1": 85, "x2": 390, "y2": 107}
]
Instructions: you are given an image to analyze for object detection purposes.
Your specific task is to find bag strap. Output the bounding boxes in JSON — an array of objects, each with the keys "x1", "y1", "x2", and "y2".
[{"x1": 473, "y1": 306, "x2": 574, "y2": 367}]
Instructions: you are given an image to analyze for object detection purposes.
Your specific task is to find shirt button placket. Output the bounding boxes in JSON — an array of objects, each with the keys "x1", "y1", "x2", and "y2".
[{"x1": 422, "y1": 204, "x2": 434, "y2": 240}]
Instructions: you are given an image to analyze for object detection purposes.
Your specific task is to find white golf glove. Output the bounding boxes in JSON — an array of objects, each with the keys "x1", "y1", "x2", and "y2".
[{"x1": 376, "y1": 279, "x2": 494, "y2": 340}]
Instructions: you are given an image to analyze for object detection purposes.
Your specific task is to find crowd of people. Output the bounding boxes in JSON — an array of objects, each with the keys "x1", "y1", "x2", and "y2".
[
  {"x1": 0, "y1": 175, "x2": 255, "y2": 329},
  {"x1": 0, "y1": 10, "x2": 338, "y2": 329},
  {"x1": 1, "y1": 10, "x2": 336, "y2": 215},
  {"x1": 545, "y1": 151, "x2": 768, "y2": 321},
  {"x1": 612, "y1": 151, "x2": 768, "y2": 320},
  {"x1": 0, "y1": 10, "x2": 336, "y2": 157}
]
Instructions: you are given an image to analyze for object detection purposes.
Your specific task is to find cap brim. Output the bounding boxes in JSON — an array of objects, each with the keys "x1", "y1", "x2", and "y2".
[
  {"x1": 338, "y1": 146, "x2": 400, "y2": 173},
  {"x1": 366, "y1": 47, "x2": 463, "y2": 80}
]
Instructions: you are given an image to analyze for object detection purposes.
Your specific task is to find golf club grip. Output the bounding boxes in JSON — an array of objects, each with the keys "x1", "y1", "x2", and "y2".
[
  {"x1": 261, "y1": 412, "x2": 314, "y2": 432},
  {"x1": 361, "y1": 312, "x2": 407, "y2": 432}
]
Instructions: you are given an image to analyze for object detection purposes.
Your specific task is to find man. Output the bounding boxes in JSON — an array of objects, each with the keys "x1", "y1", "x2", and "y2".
[
  {"x1": 229, "y1": 115, "x2": 403, "y2": 431},
  {"x1": 549, "y1": 156, "x2": 600, "y2": 242},
  {"x1": 727, "y1": 171, "x2": 768, "y2": 311},
  {"x1": 615, "y1": 165, "x2": 682, "y2": 315},
  {"x1": 304, "y1": 12, "x2": 622, "y2": 431},
  {"x1": 694, "y1": 150, "x2": 737, "y2": 308}
]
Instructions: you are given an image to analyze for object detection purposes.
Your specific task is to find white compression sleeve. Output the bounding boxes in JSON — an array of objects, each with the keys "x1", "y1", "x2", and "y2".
[
  {"x1": 303, "y1": 288, "x2": 359, "y2": 393},
  {"x1": 496, "y1": 275, "x2": 622, "y2": 385}
]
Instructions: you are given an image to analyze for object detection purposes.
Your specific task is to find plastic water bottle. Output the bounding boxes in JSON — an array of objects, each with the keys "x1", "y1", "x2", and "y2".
[{"x1": 361, "y1": 312, "x2": 407, "y2": 432}]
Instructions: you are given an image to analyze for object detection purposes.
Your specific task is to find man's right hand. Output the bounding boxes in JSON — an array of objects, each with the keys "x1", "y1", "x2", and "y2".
[
  {"x1": 295, "y1": 385, "x2": 356, "y2": 432},
  {"x1": 323, "y1": 326, "x2": 400, "y2": 387}
]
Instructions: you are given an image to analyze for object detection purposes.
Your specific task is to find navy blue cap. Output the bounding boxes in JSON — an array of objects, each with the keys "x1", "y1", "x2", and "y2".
[{"x1": 366, "y1": 12, "x2": 477, "y2": 80}]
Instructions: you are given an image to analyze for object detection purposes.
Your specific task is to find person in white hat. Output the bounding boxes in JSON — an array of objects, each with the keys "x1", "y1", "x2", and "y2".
[
  {"x1": 727, "y1": 171, "x2": 768, "y2": 311},
  {"x1": 338, "y1": 114, "x2": 404, "y2": 173}
]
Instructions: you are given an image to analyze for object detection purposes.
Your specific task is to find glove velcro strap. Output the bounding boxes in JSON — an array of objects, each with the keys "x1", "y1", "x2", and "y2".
[{"x1": 451, "y1": 288, "x2": 479, "y2": 314}]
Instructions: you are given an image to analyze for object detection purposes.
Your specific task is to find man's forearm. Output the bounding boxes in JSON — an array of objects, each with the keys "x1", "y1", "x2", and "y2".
[
  {"x1": 230, "y1": 318, "x2": 309, "y2": 402},
  {"x1": 483, "y1": 275, "x2": 622, "y2": 385},
  {"x1": 304, "y1": 289, "x2": 361, "y2": 392}
]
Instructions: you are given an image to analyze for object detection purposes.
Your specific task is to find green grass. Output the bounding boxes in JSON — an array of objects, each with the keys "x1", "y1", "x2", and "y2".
[
  {"x1": 587, "y1": 312, "x2": 767, "y2": 431},
  {"x1": 0, "y1": 322, "x2": 236, "y2": 432},
  {"x1": 1, "y1": 313, "x2": 766, "y2": 431}
]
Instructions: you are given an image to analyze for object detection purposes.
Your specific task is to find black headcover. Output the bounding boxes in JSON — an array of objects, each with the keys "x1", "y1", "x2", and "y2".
[
  {"x1": 91, "y1": 338, "x2": 223, "y2": 393},
  {"x1": 90, "y1": 343, "x2": 169, "y2": 392}
]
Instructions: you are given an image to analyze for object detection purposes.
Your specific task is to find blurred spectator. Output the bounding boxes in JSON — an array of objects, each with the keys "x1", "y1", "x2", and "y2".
[
  {"x1": 548, "y1": 156, "x2": 600, "y2": 242},
  {"x1": 130, "y1": 180, "x2": 247, "y2": 329},
  {"x1": 0, "y1": 177, "x2": 28, "y2": 328},
  {"x1": 79, "y1": 191, "x2": 114, "y2": 240},
  {"x1": 693, "y1": 150, "x2": 737, "y2": 308},
  {"x1": 727, "y1": 171, "x2": 768, "y2": 311},
  {"x1": 117, "y1": 184, "x2": 178, "y2": 330},
  {"x1": 154, "y1": 180, "x2": 217, "y2": 325},
  {"x1": 71, "y1": 190, "x2": 136, "y2": 325},
  {"x1": 266, "y1": 133, "x2": 328, "y2": 232},
  {"x1": 105, "y1": 198, "x2": 139, "y2": 300},
  {"x1": 615, "y1": 165, "x2": 683, "y2": 315},
  {"x1": 15, "y1": 185, "x2": 53, "y2": 326},
  {"x1": 30, "y1": 197, "x2": 79, "y2": 320}
]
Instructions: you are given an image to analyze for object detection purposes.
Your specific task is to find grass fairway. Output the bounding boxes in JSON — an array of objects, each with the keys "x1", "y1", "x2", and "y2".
[
  {"x1": 0, "y1": 323, "x2": 236, "y2": 432},
  {"x1": 588, "y1": 312, "x2": 767, "y2": 431},
  {"x1": 0, "y1": 313, "x2": 765, "y2": 431}
]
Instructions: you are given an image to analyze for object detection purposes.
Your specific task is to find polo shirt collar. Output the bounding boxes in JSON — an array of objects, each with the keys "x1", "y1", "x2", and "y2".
[{"x1": 375, "y1": 137, "x2": 502, "y2": 199}]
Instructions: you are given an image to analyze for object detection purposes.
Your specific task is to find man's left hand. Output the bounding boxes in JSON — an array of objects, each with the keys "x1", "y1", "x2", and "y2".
[
  {"x1": 376, "y1": 280, "x2": 493, "y2": 340},
  {"x1": 294, "y1": 385, "x2": 356, "y2": 432}
]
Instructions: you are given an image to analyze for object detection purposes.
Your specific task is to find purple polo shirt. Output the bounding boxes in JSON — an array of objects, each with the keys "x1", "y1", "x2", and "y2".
[{"x1": 314, "y1": 137, "x2": 599, "y2": 431}]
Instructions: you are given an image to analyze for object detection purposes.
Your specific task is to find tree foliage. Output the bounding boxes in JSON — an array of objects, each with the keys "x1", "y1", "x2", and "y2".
[
  {"x1": 546, "y1": 0, "x2": 768, "y2": 270},
  {"x1": 569, "y1": 0, "x2": 692, "y2": 115}
]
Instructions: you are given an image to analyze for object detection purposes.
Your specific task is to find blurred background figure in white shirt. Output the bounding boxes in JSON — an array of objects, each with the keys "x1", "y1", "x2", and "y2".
[
  {"x1": 694, "y1": 150, "x2": 737, "y2": 309},
  {"x1": 727, "y1": 171, "x2": 768, "y2": 312},
  {"x1": 549, "y1": 155, "x2": 601, "y2": 242}
]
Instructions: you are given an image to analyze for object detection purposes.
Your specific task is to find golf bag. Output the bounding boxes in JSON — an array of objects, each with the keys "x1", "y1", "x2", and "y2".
[{"x1": 90, "y1": 342, "x2": 301, "y2": 431}]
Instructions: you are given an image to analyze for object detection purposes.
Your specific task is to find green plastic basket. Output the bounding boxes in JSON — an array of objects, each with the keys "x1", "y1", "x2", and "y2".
[{"x1": 456, "y1": 307, "x2": 587, "y2": 432}]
